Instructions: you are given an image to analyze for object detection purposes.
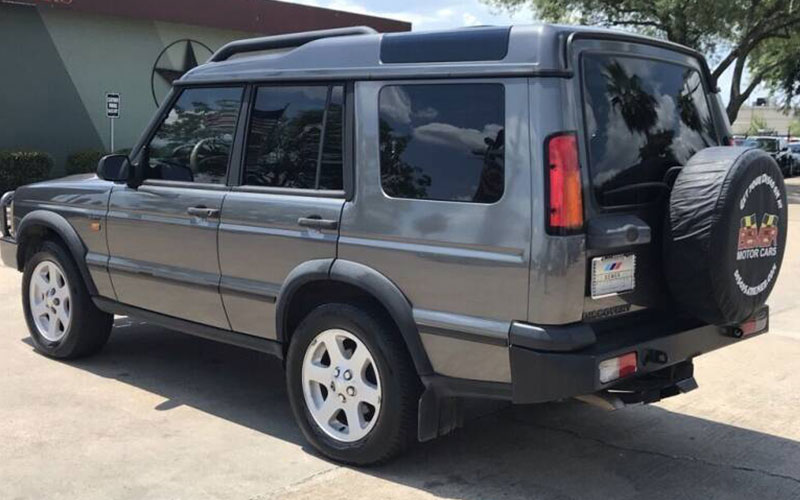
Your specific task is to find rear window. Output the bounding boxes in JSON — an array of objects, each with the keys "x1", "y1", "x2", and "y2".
[{"x1": 582, "y1": 54, "x2": 718, "y2": 206}]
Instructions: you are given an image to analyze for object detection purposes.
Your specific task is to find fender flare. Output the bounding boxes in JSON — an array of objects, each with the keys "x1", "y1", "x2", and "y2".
[
  {"x1": 275, "y1": 258, "x2": 433, "y2": 376},
  {"x1": 15, "y1": 210, "x2": 98, "y2": 296},
  {"x1": 275, "y1": 258, "x2": 334, "y2": 343}
]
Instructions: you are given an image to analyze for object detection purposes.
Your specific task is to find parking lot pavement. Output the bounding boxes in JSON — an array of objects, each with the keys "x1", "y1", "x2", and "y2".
[{"x1": 2, "y1": 183, "x2": 800, "y2": 500}]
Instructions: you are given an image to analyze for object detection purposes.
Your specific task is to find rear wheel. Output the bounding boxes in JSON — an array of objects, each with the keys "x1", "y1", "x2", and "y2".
[
  {"x1": 286, "y1": 303, "x2": 421, "y2": 465},
  {"x1": 22, "y1": 240, "x2": 112, "y2": 358}
]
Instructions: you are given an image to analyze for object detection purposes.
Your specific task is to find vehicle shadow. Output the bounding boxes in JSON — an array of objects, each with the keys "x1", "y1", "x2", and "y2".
[{"x1": 32, "y1": 318, "x2": 800, "y2": 500}]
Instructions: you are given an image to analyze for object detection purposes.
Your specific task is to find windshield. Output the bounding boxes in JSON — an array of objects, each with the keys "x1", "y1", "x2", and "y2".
[{"x1": 582, "y1": 54, "x2": 718, "y2": 206}]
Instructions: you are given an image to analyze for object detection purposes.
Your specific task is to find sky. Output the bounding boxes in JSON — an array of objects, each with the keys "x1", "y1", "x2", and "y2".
[
  {"x1": 287, "y1": 0, "x2": 531, "y2": 31},
  {"x1": 284, "y1": 0, "x2": 757, "y2": 108}
]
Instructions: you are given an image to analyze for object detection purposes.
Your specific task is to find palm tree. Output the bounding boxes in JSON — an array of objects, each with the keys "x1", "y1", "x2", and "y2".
[{"x1": 604, "y1": 60, "x2": 658, "y2": 136}]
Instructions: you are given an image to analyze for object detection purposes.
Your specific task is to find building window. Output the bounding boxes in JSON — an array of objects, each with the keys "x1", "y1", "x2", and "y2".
[
  {"x1": 146, "y1": 87, "x2": 243, "y2": 184},
  {"x1": 378, "y1": 84, "x2": 505, "y2": 203},
  {"x1": 244, "y1": 85, "x2": 344, "y2": 190}
]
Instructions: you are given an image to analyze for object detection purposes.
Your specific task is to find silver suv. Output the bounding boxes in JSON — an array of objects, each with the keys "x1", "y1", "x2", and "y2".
[{"x1": 0, "y1": 25, "x2": 788, "y2": 465}]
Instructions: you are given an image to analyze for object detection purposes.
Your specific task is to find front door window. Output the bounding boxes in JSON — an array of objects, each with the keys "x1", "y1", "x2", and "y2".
[{"x1": 146, "y1": 87, "x2": 244, "y2": 184}]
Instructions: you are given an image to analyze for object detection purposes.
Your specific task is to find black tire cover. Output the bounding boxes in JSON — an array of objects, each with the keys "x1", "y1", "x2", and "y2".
[{"x1": 665, "y1": 146, "x2": 787, "y2": 326}]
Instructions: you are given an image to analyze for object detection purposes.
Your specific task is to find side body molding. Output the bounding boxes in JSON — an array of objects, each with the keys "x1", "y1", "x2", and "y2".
[
  {"x1": 15, "y1": 210, "x2": 98, "y2": 296},
  {"x1": 275, "y1": 258, "x2": 433, "y2": 376}
]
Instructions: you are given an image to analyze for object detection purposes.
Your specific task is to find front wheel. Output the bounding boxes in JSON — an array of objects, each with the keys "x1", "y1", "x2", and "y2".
[
  {"x1": 22, "y1": 240, "x2": 113, "y2": 358},
  {"x1": 286, "y1": 303, "x2": 421, "y2": 465}
]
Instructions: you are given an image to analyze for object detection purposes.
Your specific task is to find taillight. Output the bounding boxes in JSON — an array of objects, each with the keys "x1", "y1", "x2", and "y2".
[
  {"x1": 545, "y1": 132, "x2": 584, "y2": 234},
  {"x1": 598, "y1": 352, "x2": 638, "y2": 384}
]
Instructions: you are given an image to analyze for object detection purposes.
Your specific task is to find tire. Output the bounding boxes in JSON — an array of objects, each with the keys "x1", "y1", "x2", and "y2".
[
  {"x1": 665, "y1": 147, "x2": 787, "y2": 325},
  {"x1": 22, "y1": 240, "x2": 113, "y2": 359},
  {"x1": 286, "y1": 303, "x2": 421, "y2": 465}
]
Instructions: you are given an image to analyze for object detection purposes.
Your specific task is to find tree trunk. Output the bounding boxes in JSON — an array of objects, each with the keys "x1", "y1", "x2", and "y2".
[
  {"x1": 727, "y1": 68, "x2": 768, "y2": 124},
  {"x1": 727, "y1": 96, "x2": 746, "y2": 124}
]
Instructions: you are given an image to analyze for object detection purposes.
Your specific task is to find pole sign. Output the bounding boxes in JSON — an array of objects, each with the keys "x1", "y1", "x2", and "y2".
[
  {"x1": 106, "y1": 92, "x2": 120, "y2": 151},
  {"x1": 106, "y1": 93, "x2": 120, "y2": 119}
]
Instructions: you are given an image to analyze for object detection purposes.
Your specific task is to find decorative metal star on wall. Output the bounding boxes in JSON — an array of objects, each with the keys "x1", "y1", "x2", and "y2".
[{"x1": 151, "y1": 39, "x2": 213, "y2": 107}]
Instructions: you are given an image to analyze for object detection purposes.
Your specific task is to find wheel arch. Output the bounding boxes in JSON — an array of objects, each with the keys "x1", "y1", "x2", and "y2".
[
  {"x1": 15, "y1": 210, "x2": 98, "y2": 296},
  {"x1": 276, "y1": 259, "x2": 433, "y2": 376}
]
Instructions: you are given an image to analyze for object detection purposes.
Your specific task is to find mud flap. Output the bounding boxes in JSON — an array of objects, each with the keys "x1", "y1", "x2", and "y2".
[{"x1": 417, "y1": 387, "x2": 463, "y2": 442}]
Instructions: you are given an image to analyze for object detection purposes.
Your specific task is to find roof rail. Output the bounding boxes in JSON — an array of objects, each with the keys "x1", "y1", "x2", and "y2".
[{"x1": 209, "y1": 26, "x2": 378, "y2": 62}]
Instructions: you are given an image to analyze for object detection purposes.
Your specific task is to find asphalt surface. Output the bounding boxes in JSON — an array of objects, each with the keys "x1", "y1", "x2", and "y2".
[{"x1": 2, "y1": 181, "x2": 800, "y2": 499}]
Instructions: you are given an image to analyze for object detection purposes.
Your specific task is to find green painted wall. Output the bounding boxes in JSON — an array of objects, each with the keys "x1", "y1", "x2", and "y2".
[
  {"x1": 0, "y1": 4, "x2": 104, "y2": 172},
  {"x1": 1, "y1": 3, "x2": 253, "y2": 174}
]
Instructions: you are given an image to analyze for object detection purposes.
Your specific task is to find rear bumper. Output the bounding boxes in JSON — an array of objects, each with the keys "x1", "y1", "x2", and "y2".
[
  {"x1": 0, "y1": 236, "x2": 16, "y2": 269},
  {"x1": 509, "y1": 307, "x2": 768, "y2": 404}
]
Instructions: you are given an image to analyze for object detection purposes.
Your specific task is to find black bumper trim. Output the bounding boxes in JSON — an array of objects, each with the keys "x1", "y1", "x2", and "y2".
[
  {"x1": 510, "y1": 320, "x2": 595, "y2": 352},
  {"x1": 509, "y1": 307, "x2": 768, "y2": 404}
]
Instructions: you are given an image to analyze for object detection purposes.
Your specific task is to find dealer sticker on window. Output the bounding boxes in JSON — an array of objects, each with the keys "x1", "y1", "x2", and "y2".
[{"x1": 591, "y1": 253, "x2": 636, "y2": 299}]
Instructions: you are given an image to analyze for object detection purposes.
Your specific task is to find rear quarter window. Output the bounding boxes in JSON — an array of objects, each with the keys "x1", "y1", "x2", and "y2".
[
  {"x1": 378, "y1": 83, "x2": 505, "y2": 203},
  {"x1": 582, "y1": 54, "x2": 718, "y2": 207}
]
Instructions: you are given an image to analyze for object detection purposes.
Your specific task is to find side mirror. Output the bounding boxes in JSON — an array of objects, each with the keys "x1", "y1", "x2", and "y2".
[{"x1": 97, "y1": 154, "x2": 130, "y2": 182}]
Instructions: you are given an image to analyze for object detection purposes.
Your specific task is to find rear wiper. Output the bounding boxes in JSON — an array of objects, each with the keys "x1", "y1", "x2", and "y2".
[{"x1": 602, "y1": 182, "x2": 670, "y2": 198}]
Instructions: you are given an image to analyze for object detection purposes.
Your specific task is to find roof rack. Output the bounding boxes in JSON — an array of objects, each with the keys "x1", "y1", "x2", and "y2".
[{"x1": 209, "y1": 26, "x2": 378, "y2": 62}]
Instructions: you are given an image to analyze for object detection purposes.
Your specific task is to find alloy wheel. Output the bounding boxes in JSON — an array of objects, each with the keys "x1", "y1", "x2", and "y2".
[
  {"x1": 301, "y1": 328, "x2": 382, "y2": 442},
  {"x1": 28, "y1": 260, "x2": 72, "y2": 342}
]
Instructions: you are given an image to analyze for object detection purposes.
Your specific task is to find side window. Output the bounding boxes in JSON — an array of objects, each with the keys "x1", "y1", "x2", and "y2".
[
  {"x1": 146, "y1": 87, "x2": 243, "y2": 184},
  {"x1": 378, "y1": 84, "x2": 505, "y2": 203},
  {"x1": 244, "y1": 85, "x2": 344, "y2": 190}
]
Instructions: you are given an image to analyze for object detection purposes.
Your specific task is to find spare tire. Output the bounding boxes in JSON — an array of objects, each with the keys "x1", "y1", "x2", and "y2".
[{"x1": 665, "y1": 146, "x2": 787, "y2": 326}]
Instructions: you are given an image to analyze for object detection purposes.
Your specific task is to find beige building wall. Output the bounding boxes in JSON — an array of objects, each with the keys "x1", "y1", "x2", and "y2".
[{"x1": 732, "y1": 106, "x2": 799, "y2": 137}]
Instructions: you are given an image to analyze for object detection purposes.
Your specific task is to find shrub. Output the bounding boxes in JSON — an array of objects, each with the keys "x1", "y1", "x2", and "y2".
[
  {"x1": 0, "y1": 151, "x2": 53, "y2": 194},
  {"x1": 66, "y1": 149, "x2": 106, "y2": 176}
]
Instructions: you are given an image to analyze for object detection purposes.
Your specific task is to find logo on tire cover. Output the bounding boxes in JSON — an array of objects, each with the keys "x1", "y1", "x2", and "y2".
[
  {"x1": 737, "y1": 213, "x2": 778, "y2": 257},
  {"x1": 734, "y1": 173, "x2": 783, "y2": 296}
]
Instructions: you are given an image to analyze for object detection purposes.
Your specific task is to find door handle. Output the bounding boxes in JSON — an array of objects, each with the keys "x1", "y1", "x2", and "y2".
[
  {"x1": 297, "y1": 215, "x2": 338, "y2": 230},
  {"x1": 187, "y1": 206, "x2": 220, "y2": 218}
]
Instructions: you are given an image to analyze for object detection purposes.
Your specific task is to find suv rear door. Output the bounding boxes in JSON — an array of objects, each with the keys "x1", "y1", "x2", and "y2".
[
  {"x1": 217, "y1": 83, "x2": 347, "y2": 339},
  {"x1": 570, "y1": 40, "x2": 724, "y2": 321}
]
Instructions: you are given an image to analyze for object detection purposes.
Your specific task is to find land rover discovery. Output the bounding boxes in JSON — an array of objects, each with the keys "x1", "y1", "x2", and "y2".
[{"x1": 0, "y1": 25, "x2": 787, "y2": 465}]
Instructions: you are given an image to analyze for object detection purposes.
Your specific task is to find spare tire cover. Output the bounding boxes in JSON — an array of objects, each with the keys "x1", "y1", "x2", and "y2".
[{"x1": 665, "y1": 146, "x2": 787, "y2": 326}]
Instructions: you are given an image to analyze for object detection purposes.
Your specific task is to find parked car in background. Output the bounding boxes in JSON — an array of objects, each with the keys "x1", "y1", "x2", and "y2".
[
  {"x1": 0, "y1": 24, "x2": 788, "y2": 465},
  {"x1": 743, "y1": 136, "x2": 796, "y2": 176},
  {"x1": 789, "y1": 143, "x2": 800, "y2": 172}
]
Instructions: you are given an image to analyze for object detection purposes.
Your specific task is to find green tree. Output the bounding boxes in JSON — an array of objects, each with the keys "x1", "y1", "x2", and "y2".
[
  {"x1": 378, "y1": 119, "x2": 431, "y2": 199},
  {"x1": 746, "y1": 114, "x2": 771, "y2": 135},
  {"x1": 789, "y1": 117, "x2": 800, "y2": 137},
  {"x1": 486, "y1": 0, "x2": 800, "y2": 122}
]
